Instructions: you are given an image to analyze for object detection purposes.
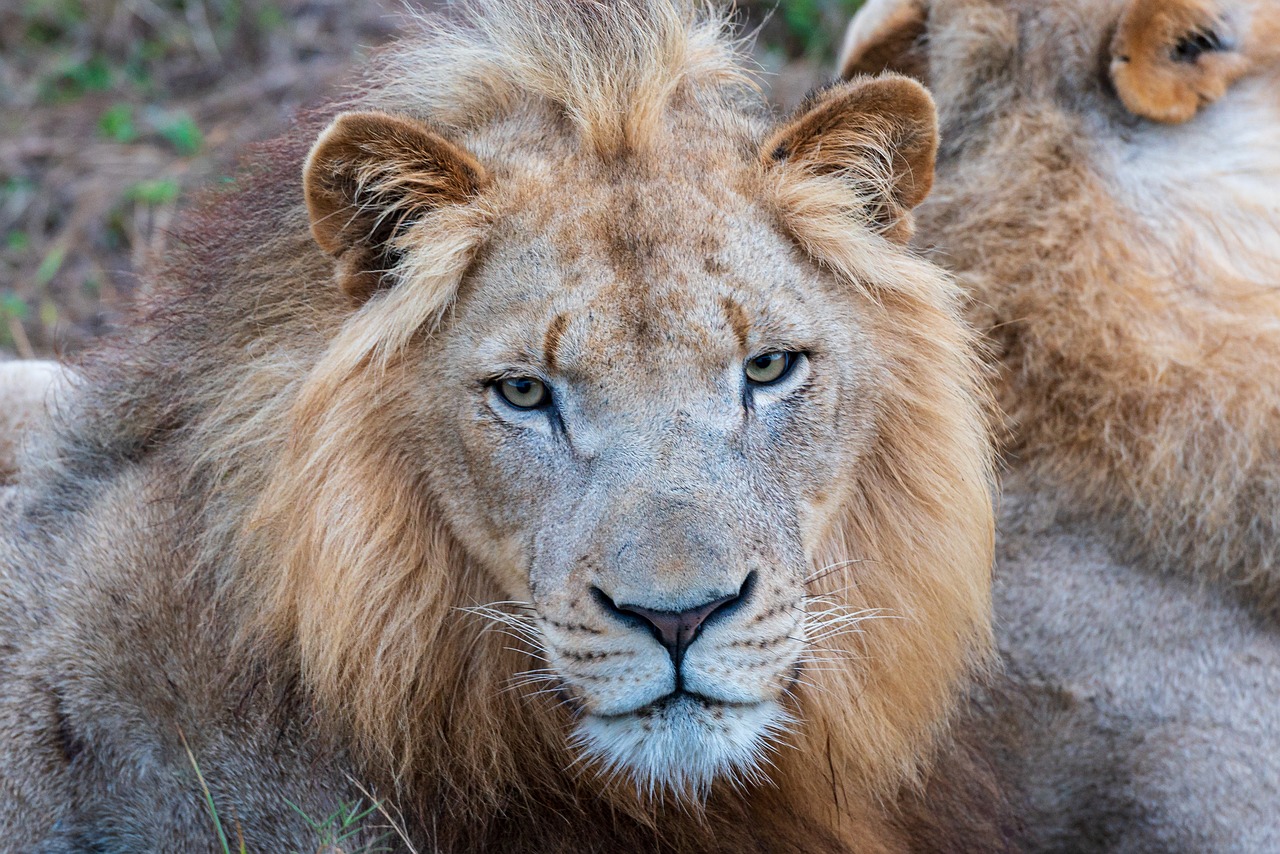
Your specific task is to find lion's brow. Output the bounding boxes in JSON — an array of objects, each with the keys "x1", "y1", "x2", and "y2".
[
  {"x1": 543, "y1": 312, "x2": 570, "y2": 373},
  {"x1": 719, "y1": 295, "x2": 750, "y2": 349}
]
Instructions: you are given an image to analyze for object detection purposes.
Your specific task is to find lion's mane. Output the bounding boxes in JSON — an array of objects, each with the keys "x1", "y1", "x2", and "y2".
[{"x1": 41, "y1": 2, "x2": 995, "y2": 848}]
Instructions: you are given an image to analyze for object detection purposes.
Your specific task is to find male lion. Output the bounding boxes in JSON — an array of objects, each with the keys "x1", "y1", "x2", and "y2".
[
  {"x1": 0, "y1": 2, "x2": 1004, "y2": 850},
  {"x1": 843, "y1": 0, "x2": 1280, "y2": 850}
]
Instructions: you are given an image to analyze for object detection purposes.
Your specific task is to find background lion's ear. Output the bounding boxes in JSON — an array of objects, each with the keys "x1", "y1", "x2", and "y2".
[
  {"x1": 303, "y1": 111, "x2": 487, "y2": 300},
  {"x1": 765, "y1": 75, "x2": 938, "y2": 244},
  {"x1": 1110, "y1": 0, "x2": 1249, "y2": 123},
  {"x1": 839, "y1": 0, "x2": 929, "y2": 81}
]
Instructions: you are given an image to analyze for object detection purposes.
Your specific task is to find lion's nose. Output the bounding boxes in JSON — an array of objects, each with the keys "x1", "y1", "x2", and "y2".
[{"x1": 593, "y1": 573, "x2": 754, "y2": 668}]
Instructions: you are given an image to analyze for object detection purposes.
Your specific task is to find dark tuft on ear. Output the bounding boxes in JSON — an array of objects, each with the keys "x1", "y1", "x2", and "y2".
[
  {"x1": 765, "y1": 74, "x2": 938, "y2": 243},
  {"x1": 303, "y1": 111, "x2": 487, "y2": 300}
]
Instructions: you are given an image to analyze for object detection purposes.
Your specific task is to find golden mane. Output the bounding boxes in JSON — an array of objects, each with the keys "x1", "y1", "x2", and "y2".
[{"x1": 369, "y1": 0, "x2": 752, "y2": 157}]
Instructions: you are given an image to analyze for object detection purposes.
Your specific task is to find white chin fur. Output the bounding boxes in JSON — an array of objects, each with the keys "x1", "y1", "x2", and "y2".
[{"x1": 573, "y1": 696, "x2": 792, "y2": 798}]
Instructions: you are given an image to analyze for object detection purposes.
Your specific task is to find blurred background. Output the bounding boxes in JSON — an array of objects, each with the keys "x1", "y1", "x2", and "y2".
[{"x1": 0, "y1": 0, "x2": 862, "y2": 357}]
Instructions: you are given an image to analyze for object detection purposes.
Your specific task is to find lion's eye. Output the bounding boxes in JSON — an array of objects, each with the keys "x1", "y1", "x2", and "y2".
[
  {"x1": 744, "y1": 351, "x2": 796, "y2": 386},
  {"x1": 497, "y1": 377, "x2": 550, "y2": 409}
]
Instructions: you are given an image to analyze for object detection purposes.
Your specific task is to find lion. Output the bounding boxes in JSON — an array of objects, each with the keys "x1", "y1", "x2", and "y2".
[
  {"x1": 847, "y1": 0, "x2": 1280, "y2": 611},
  {"x1": 843, "y1": 0, "x2": 1280, "y2": 850},
  {"x1": 0, "y1": 2, "x2": 1007, "y2": 850}
]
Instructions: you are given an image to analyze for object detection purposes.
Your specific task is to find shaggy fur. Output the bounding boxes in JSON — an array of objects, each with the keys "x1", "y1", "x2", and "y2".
[
  {"x1": 844, "y1": 0, "x2": 1280, "y2": 849},
  {"x1": 0, "y1": 2, "x2": 1007, "y2": 851},
  {"x1": 846, "y1": 0, "x2": 1280, "y2": 609}
]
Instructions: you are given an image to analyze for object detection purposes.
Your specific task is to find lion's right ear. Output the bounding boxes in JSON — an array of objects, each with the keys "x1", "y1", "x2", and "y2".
[
  {"x1": 839, "y1": 0, "x2": 929, "y2": 81},
  {"x1": 303, "y1": 111, "x2": 487, "y2": 300},
  {"x1": 764, "y1": 75, "x2": 938, "y2": 243}
]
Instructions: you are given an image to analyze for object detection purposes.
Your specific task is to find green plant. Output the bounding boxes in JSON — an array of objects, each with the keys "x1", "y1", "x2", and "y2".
[
  {"x1": 38, "y1": 55, "x2": 114, "y2": 103},
  {"x1": 20, "y1": 0, "x2": 87, "y2": 45},
  {"x1": 127, "y1": 178, "x2": 181, "y2": 206},
  {"x1": 156, "y1": 112, "x2": 203, "y2": 156},
  {"x1": 34, "y1": 244, "x2": 66, "y2": 287},
  {"x1": 180, "y1": 727, "x2": 395, "y2": 854},
  {"x1": 179, "y1": 729, "x2": 244, "y2": 854},
  {"x1": 287, "y1": 798, "x2": 394, "y2": 854},
  {"x1": 98, "y1": 103, "x2": 138, "y2": 143},
  {"x1": 769, "y1": 0, "x2": 866, "y2": 59}
]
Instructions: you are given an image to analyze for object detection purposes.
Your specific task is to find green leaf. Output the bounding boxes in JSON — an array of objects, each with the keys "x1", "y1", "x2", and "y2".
[
  {"x1": 75, "y1": 57, "x2": 112, "y2": 91},
  {"x1": 2, "y1": 177, "x2": 36, "y2": 198},
  {"x1": 38, "y1": 55, "x2": 113, "y2": 103},
  {"x1": 34, "y1": 244, "x2": 66, "y2": 286},
  {"x1": 0, "y1": 294, "x2": 29, "y2": 320},
  {"x1": 256, "y1": 3, "x2": 286, "y2": 31},
  {"x1": 158, "y1": 113, "x2": 203, "y2": 156},
  {"x1": 178, "y1": 730, "x2": 233, "y2": 854},
  {"x1": 127, "y1": 178, "x2": 180, "y2": 206},
  {"x1": 98, "y1": 103, "x2": 137, "y2": 143},
  {"x1": 21, "y1": 0, "x2": 87, "y2": 44}
]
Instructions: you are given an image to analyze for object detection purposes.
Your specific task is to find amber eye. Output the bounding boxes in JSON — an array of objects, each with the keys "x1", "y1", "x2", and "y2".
[
  {"x1": 744, "y1": 351, "x2": 796, "y2": 386},
  {"x1": 497, "y1": 377, "x2": 550, "y2": 409}
]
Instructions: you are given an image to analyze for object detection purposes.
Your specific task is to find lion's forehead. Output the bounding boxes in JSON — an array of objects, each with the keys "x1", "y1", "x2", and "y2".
[{"x1": 455, "y1": 169, "x2": 850, "y2": 370}]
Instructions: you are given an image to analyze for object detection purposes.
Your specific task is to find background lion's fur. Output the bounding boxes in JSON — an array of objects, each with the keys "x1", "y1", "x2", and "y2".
[
  {"x1": 924, "y1": 64, "x2": 1280, "y2": 611},
  {"x1": 842, "y1": 0, "x2": 1280, "y2": 849},
  {"x1": 883, "y1": 0, "x2": 1280, "y2": 608},
  {"x1": 0, "y1": 2, "x2": 1005, "y2": 850}
]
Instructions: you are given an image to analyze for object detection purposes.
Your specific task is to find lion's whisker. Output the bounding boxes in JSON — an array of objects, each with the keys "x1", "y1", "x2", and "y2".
[{"x1": 804, "y1": 558, "x2": 874, "y2": 586}]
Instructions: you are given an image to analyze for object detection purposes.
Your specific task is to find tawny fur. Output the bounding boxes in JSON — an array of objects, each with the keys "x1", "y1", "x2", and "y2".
[
  {"x1": 0, "y1": 2, "x2": 1006, "y2": 851},
  {"x1": 847, "y1": 0, "x2": 1280, "y2": 615},
  {"x1": 844, "y1": 0, "x2": 1280, "y2": 849}
]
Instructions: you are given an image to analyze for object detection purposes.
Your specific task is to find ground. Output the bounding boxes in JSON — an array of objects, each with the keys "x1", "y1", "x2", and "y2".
[{"x1": 0, "y1": 0, "x2": 856, "y2": 357}]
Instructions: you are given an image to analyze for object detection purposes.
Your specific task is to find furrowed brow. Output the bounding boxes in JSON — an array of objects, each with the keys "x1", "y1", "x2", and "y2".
[{"x1": 543, "y1": 312, "x2": 570, "y2": 372}]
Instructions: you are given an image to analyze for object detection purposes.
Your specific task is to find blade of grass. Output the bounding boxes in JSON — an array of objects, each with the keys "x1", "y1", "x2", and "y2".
[{"x1": 178, "y1": 726, "x2": 233, "y2": 854}]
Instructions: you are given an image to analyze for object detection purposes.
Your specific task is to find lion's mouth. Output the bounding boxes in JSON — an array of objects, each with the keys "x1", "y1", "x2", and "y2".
[
  {"x1": 572, "y1": 693, "x2": 793, "y2": 797},
  {"x1": 589, "y1": 690, "x2": 757, "y2": 721}
]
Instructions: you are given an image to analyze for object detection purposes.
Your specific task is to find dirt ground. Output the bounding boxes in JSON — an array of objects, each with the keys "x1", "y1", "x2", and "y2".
[{"x1": 0, "y1": 0, "x2": 854, "y2": 358}]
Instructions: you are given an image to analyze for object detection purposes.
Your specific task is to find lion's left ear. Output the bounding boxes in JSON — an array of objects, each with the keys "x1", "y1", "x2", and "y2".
[
  {"x1": 303, "y1": 111, "x2": 487, "y2": 301},
  {"x1": 764, "y1": 75, "x2": 938, "y2": 244},
  {"x1": 1110, "y1": 0, "x2": 1249, "y2": 123}
]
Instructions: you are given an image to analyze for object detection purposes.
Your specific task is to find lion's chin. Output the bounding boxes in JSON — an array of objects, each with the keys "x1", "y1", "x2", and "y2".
[{"x1": 573, "y1": 694, "x2": 792, "y2": 798}]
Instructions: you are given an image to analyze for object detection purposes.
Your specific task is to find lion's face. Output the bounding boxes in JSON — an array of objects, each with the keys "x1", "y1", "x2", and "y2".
[
  {"x1": 412, "y1": 165, "x2": 883, "y2": 793},
  {"x1": 291, "y1": 45, "x2": 989, "y2": 809}
]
